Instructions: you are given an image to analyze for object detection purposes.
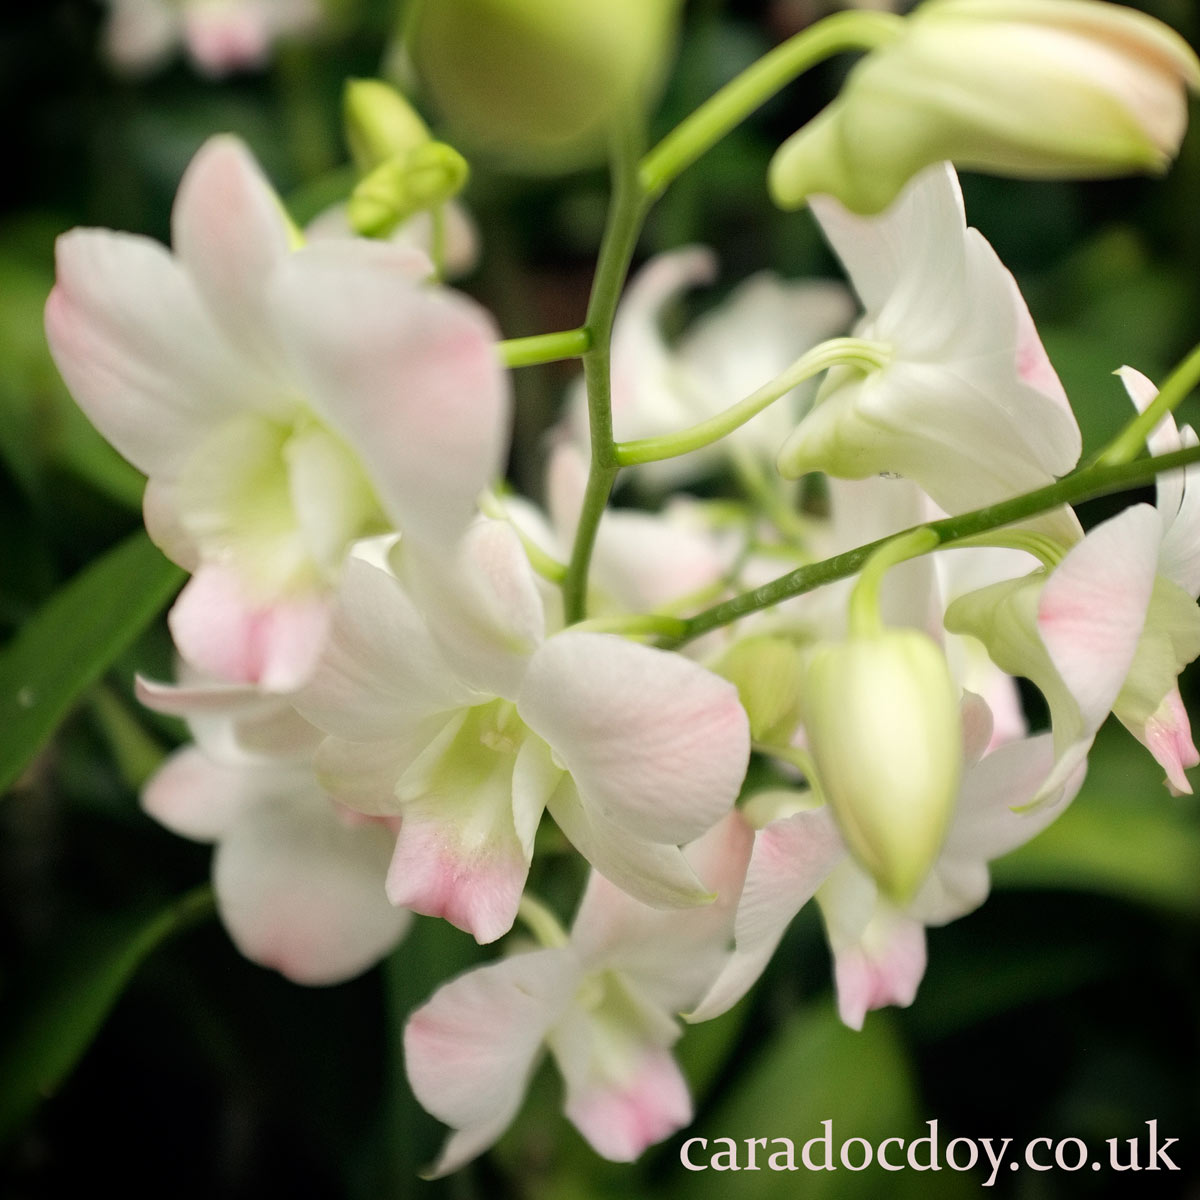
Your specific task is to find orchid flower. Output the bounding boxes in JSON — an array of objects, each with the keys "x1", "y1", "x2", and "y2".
[
  {"x1": 104, "y1": 0, "x2": 322, "y2": 78},
  {"x1": 405, "y1": 811, "x2": 753, "y2": 1175},
  {"x1": 139, "y1": 683, "x2": 410, "y2": 985},
  {"x1": 566, "y1": 248, "x2": 853, "y2": 488},
  {"x1": 692, "y1": 700, "x2": 1085, "y2": 1030},
  {"x1": 46, "y1": 136, "x2": 509, "y2": 692},
  {"x1": 945, "y1": 502, "x2": 1191, "y2": 805},
  {"x1": 1101, "y1": 368, "x2": 1200, "y2": 790},
  {"x1": 777, "y1": 162, "x2": 1082, "y2": 527},
  {"x1": 291, "y1": 526, "x2": 750, "y2": 944}
]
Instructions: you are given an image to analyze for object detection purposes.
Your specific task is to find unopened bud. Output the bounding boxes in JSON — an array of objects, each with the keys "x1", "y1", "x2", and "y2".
[
  {"x1": 716, "y1": 637, "x2": 806, "y2": 746},
  {"x1": 347, "y1": 142, "x2": 470, "y2": 238},
  {"x1": 344, "y1": 79, "x2": 431, "y2": 172},
  {"x1": 800, "y1": 629, "x2": 961, "y2": 903},
  {"x1": 407, "y1": 0, "x2": 682, "y2": 165},
  {"x1": 770, "y1": 0, "x2": 1200, "y2": 215}
]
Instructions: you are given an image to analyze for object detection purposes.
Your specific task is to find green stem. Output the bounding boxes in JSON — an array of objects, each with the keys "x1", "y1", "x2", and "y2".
[
  {"x1": 498, "y1": 328, "x2": 592, "y2": 369},
  {"x1": 848, "y1": 528, "x2": 939, "y2": 637},
  {"x1": 614, "y1": 337, "x2": 890, "y2": 465},
  {"x1": 1096, "y1": 343, "x2": 1200, "y2": 466},
  {"x1": 571, "y1": 612, "x2": 689, "y2": 639},
  {"x1": 664, "y1": 444, "x2": 1200, "y2": 646},
  {"x1": 562, "y1": 121, "x2": 652, "y2": 623},
  {"x1": 639, "y1": 10, "x2": 904, "y2": 198}
]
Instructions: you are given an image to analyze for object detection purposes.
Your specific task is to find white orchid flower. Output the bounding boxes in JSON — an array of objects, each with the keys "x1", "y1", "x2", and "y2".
[
  {"x1": 139, "y1": 684, "x2": 410, "y2": 985},
  {"x1": 291, "y1": 524, "x2": 751, "y2": 944},
  {"x1": 566, "y1": 248, "x2": 854, "y2": 488},
  {"x1": 46, "y1": 136, "x2": 510, "y2": 692},
  {"x1": 104, "y1": 0, "x2": 322, "y2": 78},
  {"x1": 945, "y1": 501, "x2": 1195, "y2": 805},
  {"x1": 405, "y1": 812, "x2": 753, "y2": 1175},
  {"x1": 777, "y1": 162, "x2": 1082, "y2": 525},
  {"x1": 691, "y1": 700, "x2": 1085, "y2": 1030},
  {"x1": 1095, "y1": 368, "x2": 1200, "y2": 790}
]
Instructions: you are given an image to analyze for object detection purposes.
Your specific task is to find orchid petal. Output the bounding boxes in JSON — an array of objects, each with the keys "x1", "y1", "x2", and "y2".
[
  {"x1": 213, "y1": 787, "x2": 410, "y2": 986},
  {"x1": 294, "y1": 555, "x2": 471, "y2": 742},
  {"x1": 142, "y1": 745, "x2": 264, "y2": 842},
  {"x1": 545, "y1": 777, "x2": 712, "y2": 909},
  {"x1": 45, "y1": 229, "x2": 254, "y2": 477},
  {"x1": 170, "y1": 135, "x2": 293, "y2": 375},
  {"x1": 573, "y1": 812, "x2": 754, "y2": 1015},
  {"x1": 406, "y1": 948, "x2": 577, "y2": 1176},
  {"x1": 689, "y1": 806, "x2": 844, "y2": 1022},
  {"x1": 168, "y1": 564, "x2": 331, "y2": 693},
  {"x1": 397, "y1": 521, "x2": 545, "y2": 699},
  {"x1": 519, "y1": 632, "x2": 749, "y2": 846},
  {"x1": 271, "y1": 247, "x2": 510, "y2": 546}
]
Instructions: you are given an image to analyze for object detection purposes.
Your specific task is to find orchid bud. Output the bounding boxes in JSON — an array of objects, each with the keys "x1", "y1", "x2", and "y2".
[
  {"x1": 716, "y1": 637, "x2": 806, "y2": 746},
  {"x1": 770, "y1": 0, "x2": 1200, "y2": 215},
  {"x1": 347, "y1": 142, "x2": 470, "y2": 238},
  {"x1": 800, "y1": 629, "x2": 961, "y2": 903},
  {"x1": 407, "y1": 0, "x2": 682, "y2": 165},
  {"x1": 344, "y1": 79, "x2": 432, "y2": 173}
]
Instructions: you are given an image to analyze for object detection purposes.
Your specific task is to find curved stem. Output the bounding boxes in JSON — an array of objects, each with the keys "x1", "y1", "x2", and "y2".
[
  {"x1": 1096, "y1": 341, "x2": 1200, "y2": 466},
  {"x1": 562, "y1": 121, "x2": 652, "y2": 623},
  {"x1": 498, "y1": 328, "x2": 592, "y2": 369},
  {"x1": 639, "y1": 10, "x2": 904, "y2": 198},
  {"x1": 848, "y1": 528, "x2": 938, "y2": 637},
  {"x1": 614, "y1": 337, "x2": 890, "y2": 466},
  {"x1": 662, "y1": 443, "x2": 1200, "y2": 646}
]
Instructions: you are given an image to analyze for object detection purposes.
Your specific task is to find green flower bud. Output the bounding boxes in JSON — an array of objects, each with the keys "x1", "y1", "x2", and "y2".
[
  {"x1": 800, "y1": 629, "x2": 961, "y2": 903},
  {"x1": 347, "y1": 142, "x2": 470, "y2": 238},
  {"x1": 344, "y1": 79, "x2": 432, "y2": 173},
  {"x1": 716, "y1": 637, "x2": 806, "y2": 746},
  {"x1": 770, "y1": 0, "x2": 1200, "y2": 215},
  {"x1": 407, "y1": 0, "x2": 682, "y2": 166}
]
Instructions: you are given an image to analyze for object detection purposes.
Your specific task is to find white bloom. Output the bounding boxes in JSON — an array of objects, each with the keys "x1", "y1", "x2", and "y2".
[
  {"x1": 139, "y1": 681, "x2": 410, "y2": 984},
  {"x1": 292, "y1": 524, "x2": 750, "y2": 944},
  {"x1": 46, "y1": 136, "x2": 510, "y2": 692},
  {"x1": 405, "y1": 813, "x2": 753, "y2": 1175},
  {"x1": 777, "y1": 163, "x2": 1082, "y2": 523}
]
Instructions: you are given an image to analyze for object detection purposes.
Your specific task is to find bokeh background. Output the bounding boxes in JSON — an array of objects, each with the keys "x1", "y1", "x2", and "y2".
[{"x1": 1, "y1": 1, "x2": 1198, "y2": 1196}]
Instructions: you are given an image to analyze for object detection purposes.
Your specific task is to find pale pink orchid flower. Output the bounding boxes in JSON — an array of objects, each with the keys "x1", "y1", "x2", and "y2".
[
  {"x1": 290, "y1": 524, "x2": 751, "y2": 945},
  {"x1": 565, "y1": 248, "x2": 854, "y2": 489},
  {"x1": 945, "y1": 501, "x2": 1195, "y2": 804},
  {"x1": 691, "y1": 699, "x2": 1085, "y2": 1031},
  {"x1": 405, "y1": 812, "x2": 753, "y2": 1176},
  {"x1": 777, "y1": 162, "x2": 1082, "y2": 530},
  {"x1": 104, "y1": 0, "x2": 322, "y2": 79},
  {"x1": 139, "y1": 681, "x2": 411, "y2": 985},
  {"x1": 46, "y1": 135, "x2": 509, "y2": 693},
  {"x1": 1106, "y1": 367, "x2": 1200, "y2": 791}
]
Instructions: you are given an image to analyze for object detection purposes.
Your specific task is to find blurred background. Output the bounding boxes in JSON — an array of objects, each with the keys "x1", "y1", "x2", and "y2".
[{"x1": 1, "y1": 1, "x2": 1198, "y2": 1196}]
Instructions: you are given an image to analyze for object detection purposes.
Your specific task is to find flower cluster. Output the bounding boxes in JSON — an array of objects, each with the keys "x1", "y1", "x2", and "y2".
[{"x1": 46, "y1": 0, "x2": 1200, "y2": 1177}]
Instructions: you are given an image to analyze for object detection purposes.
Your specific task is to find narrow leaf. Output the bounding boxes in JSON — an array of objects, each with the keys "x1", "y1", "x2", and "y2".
[{"x1": 0, "y1": 531, "x2": 184, "y2": 795}]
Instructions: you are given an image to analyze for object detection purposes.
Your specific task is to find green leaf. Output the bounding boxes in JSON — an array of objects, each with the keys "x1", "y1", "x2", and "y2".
[
  {"x1": 0, "y1": 531, "x2": 184, "y2": 796},
  {"x1": 0, "y1": 886, "x2": 214, "y2": 1144}
]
